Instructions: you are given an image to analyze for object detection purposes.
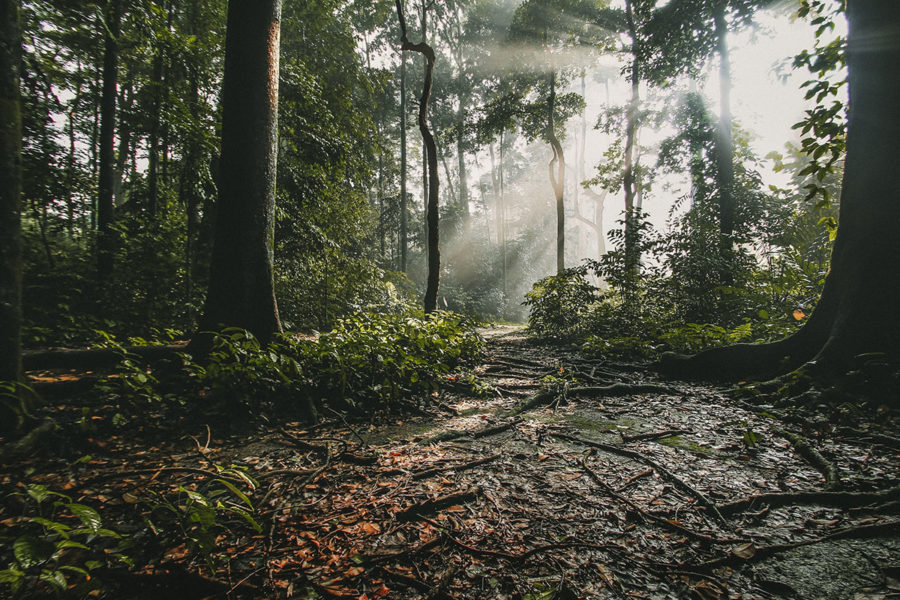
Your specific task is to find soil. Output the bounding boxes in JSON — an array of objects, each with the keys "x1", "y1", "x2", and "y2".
[{"x1": 3, "y1": 327, "x2": 900, "y2": 599}]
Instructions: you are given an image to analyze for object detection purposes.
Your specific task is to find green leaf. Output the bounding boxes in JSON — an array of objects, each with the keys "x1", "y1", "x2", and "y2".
[
  {"x1": 14, "y1": 535, "x2": 56, "y2": 569},
  {"x1": 214, "y1": 479, "x2": 254, "y2": 509},
  {"x1": 70, "y1": 503, "x2": 102, "y2": 533},
  {"x1": 39, "y1": 569, "x2": 68, "y2": 590}
]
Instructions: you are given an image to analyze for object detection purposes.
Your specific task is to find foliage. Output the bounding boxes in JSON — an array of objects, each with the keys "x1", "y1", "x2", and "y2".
[
  {"x1": 0, "y1": 484, "x2": 131, "y2": 598},
  {"x1": 143, "y1": 467, "x2": 261, "y2": 574},
  {"x1": 523, "y1": 266, "x2": 599, "y2": 340}
]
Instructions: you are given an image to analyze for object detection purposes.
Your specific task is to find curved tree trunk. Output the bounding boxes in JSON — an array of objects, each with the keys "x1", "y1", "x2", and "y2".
[
  {"x1": 396, "y1": 0, "x2": 440, "y2": 314},
  {"x1": 660, "y1": 0, "x2": 900, "y2": 382},
  {"x1": 0, "y1": 0, "x2": 22, "y2": 388},
  {"x1": 400, "y1": 52, "x2": 408, "y2": 273},
  {"x1": 548, "y1": 70, "x2": 565, "y2": 274},
  {"x1": 194, "y1": 0, "x2": 283, "y2": 346}
]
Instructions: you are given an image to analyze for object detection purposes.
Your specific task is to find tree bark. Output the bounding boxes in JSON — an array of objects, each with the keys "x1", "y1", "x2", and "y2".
[
  {"x1": 0, "y1": 0, "x2": 22, "y2": 386},
  {"x1": 194, "y1": 0, "x2": 283, "y2": 346},
  {"x1": 396, "y1": 0, "x2": 440, "y2": 313},
  {"x1": 97, "y1": 0, "x2": 121, "y2": 279},
  {"x1": 660, "y1": 0, "x2": 900, "y2": 384},
  {"x1": 548, "y1": 71, "x2": 565, "y2": 274}
]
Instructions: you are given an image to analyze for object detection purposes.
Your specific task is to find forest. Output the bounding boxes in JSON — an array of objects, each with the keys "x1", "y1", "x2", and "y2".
[{"x1": 1, "y1": 0, "x2": 899, "y2": 598}]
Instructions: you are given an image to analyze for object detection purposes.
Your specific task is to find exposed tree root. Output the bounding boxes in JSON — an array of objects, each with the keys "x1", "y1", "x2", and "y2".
[
  {"x1": 569, "y1": 383, "x2": 677, "y2": 398},
  {"x1": 580, "y1": 453, "x2": 732, "y2": 544},
  {"x1": 682, "y1": 519, "x2": 900, "y2": 572},
  {"x1": 396, "y1": 486, "x2": 482, "y2": 522},
  {"x1": 714, "y1": 486, "x2": 900, "y2": 516},
  {"x1": 0, "y1": 418, "x2": 57, "y2": 463},
  {"x1": 622, "y1": 429, "x2": 690, "y2": 443},
  {"x1": 775, "y1": 429, "x2": 841, "y2": 490},
  {"x1": 551, "y1": 432, "x2": 726, "y2": 524},
  {"x1": 419, "y1": 418, "x2": 521, "y2": 445},
  {"x1": 411, "y1": 454, "x2": 501, "y2": 481}
]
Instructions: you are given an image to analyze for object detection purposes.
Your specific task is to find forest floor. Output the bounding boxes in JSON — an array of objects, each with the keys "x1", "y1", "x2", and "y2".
[{"x1": 6, "y1": 327, "x2": 900, "y2": 600}]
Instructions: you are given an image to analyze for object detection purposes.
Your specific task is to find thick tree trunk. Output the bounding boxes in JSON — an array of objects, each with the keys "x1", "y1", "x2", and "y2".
[
  {"x1": 194, "y1": 0, "x2": 283, "y2": 346},
  {"x1": 713, "y1": 3, "x2": 735, "y2": 281},
  {"x1": 0, "y1": 0, "x2": 22, "y2": 386},
  {"x1": 548, "y1": 71, "x2": 565, "y2": 274},
  {"x1": 396, "y1": 0, "x2": 440, "y2": 313},
  {"x1": 660, "y1": 0, "x2": 900, "y2": 383},
  {"x1": 97, "y1": 0, "x2": 121, "y2": 279}
]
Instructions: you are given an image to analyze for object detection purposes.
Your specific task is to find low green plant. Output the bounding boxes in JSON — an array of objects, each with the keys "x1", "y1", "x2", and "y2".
[
  {"x1": 143, "y1": 466, "x2": 261, "y2": 574},
  {"x1": 0, "y1": 381, "x2": 38, "y2": 432},
  {"x1": 0, "y1": 484, "x2": 131, "y2": 597},
  {"x1": 523, "y1": 266, "x2": 599, "y2": 340}
]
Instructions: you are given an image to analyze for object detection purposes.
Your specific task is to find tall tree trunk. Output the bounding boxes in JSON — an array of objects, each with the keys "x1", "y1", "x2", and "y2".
[
  {"x1": 547, "y1": 70, "x2": 565, "y2": 274},
  {"x1": 456, "y1": 95, "x2": 469, "y2": 219},
  {"x1": 0, "y1": 0, "x2": 22, "y2": 389},
  {"x1": 97, "y1": 0, "x2": 121, "y2": 279},
  {"x1": 713, "y1": 2, "x2": 735, "y2": 281},
  {"x1": 194, "y1": 0, "x2": 283, "y2": 346},
  {"x1": 661, "y1": 0, "x2": 900, "y2": 385},
  {"x1": 396, "y1": 0, "x2": 439, "y2": 313},
  {"x1": 623, "y1": 0, "x2": 640, "y2": 277},
  {"x1": 399, "y1": 51, "x2": 408, "y2": 273}
]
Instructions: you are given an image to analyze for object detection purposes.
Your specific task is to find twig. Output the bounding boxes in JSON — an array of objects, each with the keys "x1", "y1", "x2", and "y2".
[{"x1": 419, "y1": 419, "x2": 520, "y2": 445}]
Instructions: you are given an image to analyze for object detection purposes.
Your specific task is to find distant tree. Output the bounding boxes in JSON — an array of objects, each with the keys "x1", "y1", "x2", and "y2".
[
  {"x1": 0, "y1": 0, "x2": 22, "y2": 385},
  {"x1": 641, "y1": 0, "x2": 760, "y2": 283},
  {"x1": 662, "y1": 0, "x2": 900, "y2": 385},
  {"x1": 195, "y1": 0, "x2": 283, "y2": 345}
]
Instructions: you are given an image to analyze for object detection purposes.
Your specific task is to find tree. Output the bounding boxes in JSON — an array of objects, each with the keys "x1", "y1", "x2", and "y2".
[
  {"x1": 194, "y1": 0, "x2": 283, "y2": 345},
  {"x1": 0, "y1": 0, "x2": 22, "y2": 385},
  {"x1": 661, "y1": 0, "x2": 900, "y2": 385},
  {"x1": 396, "y1": 0, "x2": 440, "y2": 314},
  {"x1": 97, "y1": 0, "x2": 121, "y2": 279},
  {"x1": 641, "y1": 0, "x2": 759, "y2": 283}
]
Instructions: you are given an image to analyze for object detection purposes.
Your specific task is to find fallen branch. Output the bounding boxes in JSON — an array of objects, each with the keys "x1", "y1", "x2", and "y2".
[
  {"x1": 551, "y1": 432, "x2": 727, "y2": 524},
  {"x1": 279, "y1": 429, "x2": 377, "y2": 465},
  {"x1": 715, "y1": 486, "x2": 900, "y2": 516},
  {"x1": 775, "y1": 429, "x2": 841, "y2": 491},
  {"x1": 23, "y1": 345, "x2": 182, "y2": 371},
  {"x1": 396, "y1": 487, "x2": 481, "y2": 522},
  {"x1": 411, "y1": 454, "x2": 501, "y2": 481}
]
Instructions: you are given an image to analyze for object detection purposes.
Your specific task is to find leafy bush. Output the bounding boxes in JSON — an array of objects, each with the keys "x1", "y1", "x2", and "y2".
[
  {"x1": 0, "y1": 485, "x2": 131, "y2": 597},
  {"x1": 523, "y1": 266, "x2": 599, "y2": 340},
  {"x1": 143, "y1": 467, "x2": 261, "y2": 574}
]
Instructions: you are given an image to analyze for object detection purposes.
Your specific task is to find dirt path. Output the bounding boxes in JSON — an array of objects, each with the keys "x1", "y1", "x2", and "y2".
[{"x1": 10, "y1": 329, "x2": 900, "y2": 599}]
